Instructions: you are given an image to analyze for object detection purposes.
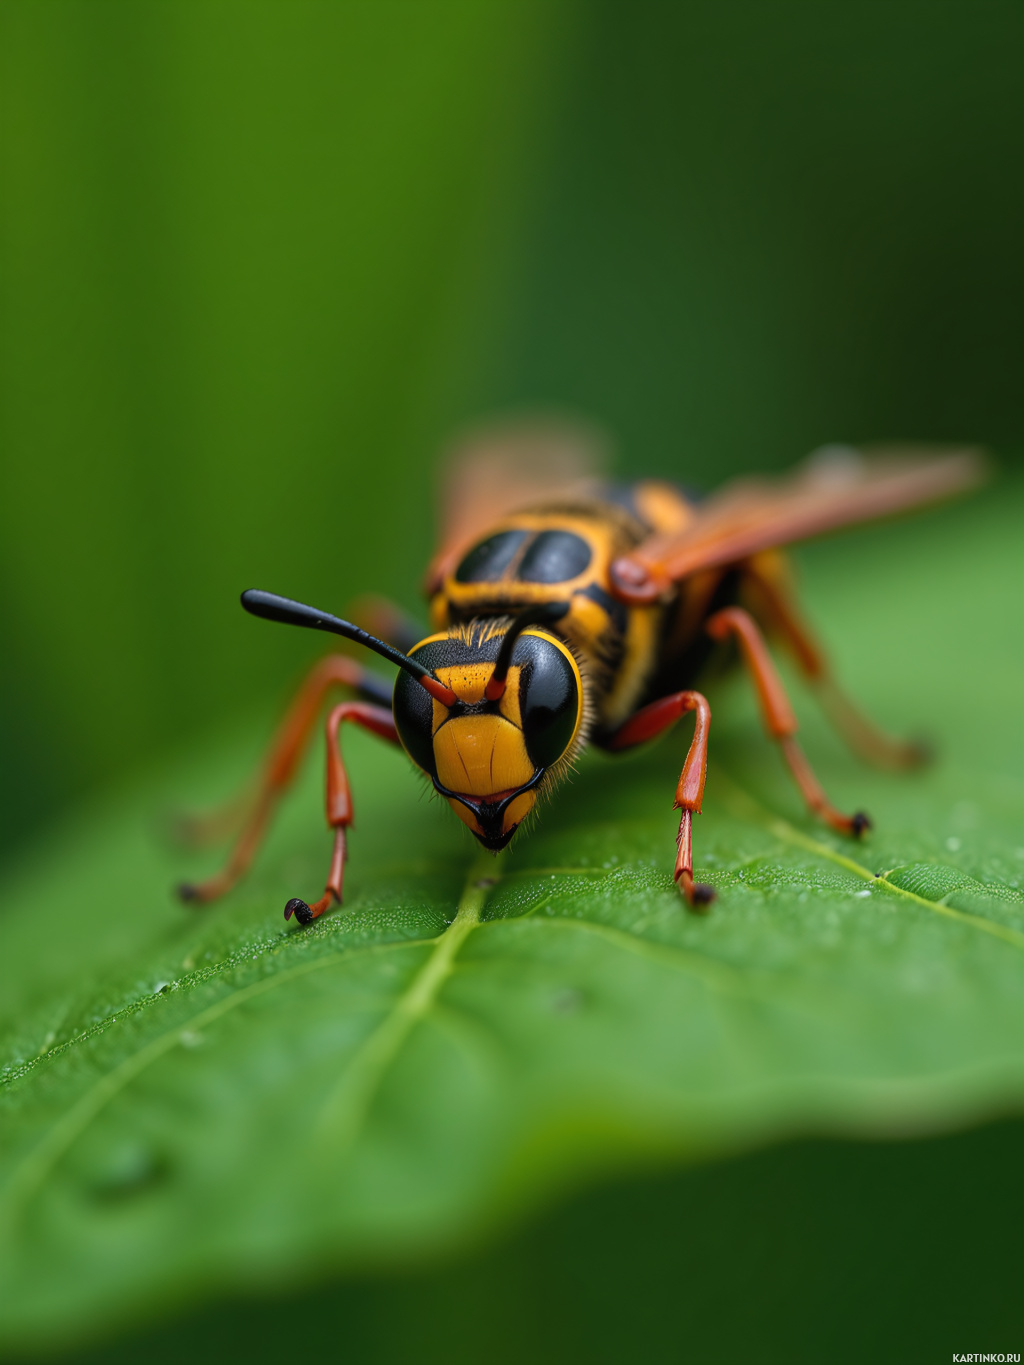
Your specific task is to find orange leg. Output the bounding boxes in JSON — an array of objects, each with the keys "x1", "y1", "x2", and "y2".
[
  {"x1": 743, "y1": 560, "x2": 927, "y2": 770},
  {"x1": 173, "y1": 600, "x2": 414, "y2": 852},
  {"x1": 284, "y1": 701, "x2": 399, "y2": 925},
  {"x1": 170, "y1": 790, "x2": 252, "y2": 851},
  {"x1": 609, "y1": 691, "x2": 715, "y2": 911},
  {"x1": 706, "y1": 606, "x2": 870, "y2": 837},
  {"x1": 177, "y1": 654, "x2": 392, "y2": 905}
]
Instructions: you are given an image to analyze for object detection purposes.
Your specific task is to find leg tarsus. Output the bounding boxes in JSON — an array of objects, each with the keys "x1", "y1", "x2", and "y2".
[
  {"x1": 175, "y1": 796, "x2": 274, "y2": 906},
  {"x1": 816, "y1": 678, "x2": 931, "y2": 771},
  {"x1": 776, "y1": 732, "x2": 871, "y2": 838},
  {"x1": 177, "y1": 877, "x2": 227, "y2": 907},
  {"x1": 610, "y1": 693, "x2": 716, "y2": 909},
  {"x1": 177, "y1": 656, "x2": 388, "y2": 907},
  {"x1": 166, "y1": 795, "x2": 250, "y2": 850},
  {"x1": 176, "y1": 657, "x2": 385, "y2": 906},
  {"x1": 673, "y1": 804, "x2": 716, "y2": 912},
  {"x1": 285, "y1": 897, "x2": 314, "y2": 924},
  {"x1": 285, "y1": 784, "x2": 351, "y2": 927},
  {"x1": 284, "y1": 892, "x2": 337, "y2": 926},
  {"x1": 708, "y1": 608, "x2": 870, "y2": 841},
  {"x1": 677, "y1": 870, "x2": 716, "y2": 910},
  {"x1": 742, "y1": 560, "x2": 929, "y2": 772}
]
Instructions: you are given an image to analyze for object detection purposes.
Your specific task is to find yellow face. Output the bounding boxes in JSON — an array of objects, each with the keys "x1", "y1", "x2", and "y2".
[
  {"x1": 430, "y1": 663, "x2": 539, "y2": 843},
  {"x1": 392, "y1": 626, "x2": 584, "y2": 851}
]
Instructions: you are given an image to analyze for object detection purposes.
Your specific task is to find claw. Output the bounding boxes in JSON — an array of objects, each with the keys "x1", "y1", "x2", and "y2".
[
  {"x1": 176, "y1": 874, "x2": 230, "y2": 906},
  {"x1": 904, "y1": 738, "x2": 933, "y2": 768},
  {"x1": 177, "y1": 881, "x2": 222, "y2": 907},
  {"x1": 690, "y1": 880, "x2": 716, "y2": 908},
  {"x1": 284, "y1": 897, "x2": 314, "y2": 924},
  {"x1": 850, "y1": 811, "x2": 872, "y2": 838},
  {"x1": 676, "y1": 867, "x2": 716, "y2": 913}
]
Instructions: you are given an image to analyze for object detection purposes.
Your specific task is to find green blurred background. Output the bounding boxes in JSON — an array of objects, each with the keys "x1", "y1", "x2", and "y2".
[
  {"x1": 2, "y1": 1, "x2": 1022, "y2": 1359},
  {"x1": 3, "y1": 0, "x2": 1021, "y2": 858}
]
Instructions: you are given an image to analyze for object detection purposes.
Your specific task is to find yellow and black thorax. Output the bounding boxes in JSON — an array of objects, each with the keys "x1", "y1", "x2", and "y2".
[{"x1": 427, "y1": 481, "x2": 699, "y2": 734}]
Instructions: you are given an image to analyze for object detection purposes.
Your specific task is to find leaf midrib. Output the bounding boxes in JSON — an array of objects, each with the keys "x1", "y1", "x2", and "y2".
[
  {"x1": 0, "y1": 858, "x2": 495, "y2": 1231},
  {"x1": 4, "y1": 778, "x2": 1022, "y2": 1232},
  {"x1": 310, "y1": 858, "x2": 493, "y2": 1158},
  {"x1": 5, "y1": 786, "x2": 1023, "y2": 1095}
]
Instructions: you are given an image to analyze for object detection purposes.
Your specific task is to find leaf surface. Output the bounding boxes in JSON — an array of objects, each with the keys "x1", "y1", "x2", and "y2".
[{"x1": 1, "y1": 485, "x2": 1022, "y2": 1348}]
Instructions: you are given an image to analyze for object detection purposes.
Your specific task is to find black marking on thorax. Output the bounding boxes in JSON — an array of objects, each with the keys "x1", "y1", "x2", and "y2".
[
  {"x1": 579, "y1": 581, "x2": 628, "y2": 636},
  {"x1": 516, "y1": 530, "x2": 592, "y2": 583},
  {"x1": 454, "y1": 530, "x2": 530, "y2": 583},
  {"x1": 454, "y1": 527, "x2": 593, "y2": 588},
  {"x1": 639, "y1": 569, "x2": 743, "y2": 708}
]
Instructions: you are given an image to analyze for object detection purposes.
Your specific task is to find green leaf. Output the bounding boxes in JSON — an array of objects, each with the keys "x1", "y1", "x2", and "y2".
[{"x1": 1, "y1": 484, "x2": 1022, "y2": 1350}]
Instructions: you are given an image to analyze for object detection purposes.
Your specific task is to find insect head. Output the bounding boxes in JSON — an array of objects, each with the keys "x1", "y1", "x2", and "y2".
[{"x1": 240, "y1": 591, "x2": 582, "y2": 851}]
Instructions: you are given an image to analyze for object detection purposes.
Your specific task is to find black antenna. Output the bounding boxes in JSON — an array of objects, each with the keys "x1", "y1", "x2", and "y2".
[
  {"x1": 241, "y1": 590, "x2": 457, "y2": 705},
  {"x1": 485, "y1": 600, "x2": 570, "y2": 701}
]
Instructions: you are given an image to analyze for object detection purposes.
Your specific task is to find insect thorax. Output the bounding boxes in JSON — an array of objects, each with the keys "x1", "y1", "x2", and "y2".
[{"x1": 429, "y1": 489, "x2": 693, "y2": 731}]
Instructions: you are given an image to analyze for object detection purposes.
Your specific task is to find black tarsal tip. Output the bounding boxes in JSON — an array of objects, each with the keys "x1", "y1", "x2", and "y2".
[
  {"x1": 851, "y1": 811, "x2": 872, "y2": 838},
  {"x1": 177, "y1": 883, "x2": 200, "y2": 904},
  {"x1": 284, "y1": 897, "x2": 314, "y2": 925},
  {"x1": 691, "y1": 882, "x2": 716, "y2": 909},
  {"x1": 907, "y1": 738, "x2": 933, "y2": 766}
]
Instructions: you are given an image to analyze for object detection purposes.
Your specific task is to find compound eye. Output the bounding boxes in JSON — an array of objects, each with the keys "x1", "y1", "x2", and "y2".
[
  {"x1": 519, "y1": 639, "x2": 581, "y2": 769},
  {"x1": 392, "y1": 666, "x2": 436, "y2": 777}
]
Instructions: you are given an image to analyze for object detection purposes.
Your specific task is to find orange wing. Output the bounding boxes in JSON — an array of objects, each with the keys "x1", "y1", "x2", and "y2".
[
  {"x1": 609, "y1": 444, "x2": 988, "y2": 603},
  {"x1": 424, "y1": 416, "x2": 609, "y2": 594}
]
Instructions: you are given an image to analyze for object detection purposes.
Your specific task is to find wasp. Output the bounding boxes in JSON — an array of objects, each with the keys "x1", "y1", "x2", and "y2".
[{"x1": 178, "y1": 423, "x2": 983, "y2": 920}]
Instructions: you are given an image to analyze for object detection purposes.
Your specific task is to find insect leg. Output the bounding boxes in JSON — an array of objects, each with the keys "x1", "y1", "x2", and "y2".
[
  {"x1": 705, "y1": 606, "x2": 870, "y2": 837},
  {"x1": 285, "y1": 702, "x2": 400, "y2": 925},
  {"x1": 742, "y1": 557, "x2": 927, "y2": 770},
  {"x1": 177, "y1": 655, "x2": 391, "y2": 903},
  {"x1": 608, "y1": 692, "x2": 715, "y2": 910}
]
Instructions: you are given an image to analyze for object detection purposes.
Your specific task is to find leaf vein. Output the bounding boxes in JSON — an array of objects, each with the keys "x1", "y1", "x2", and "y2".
[
  {"x1": 0, "y1": 935, "x2": 444, "y2": 1228},
  {"x1": 310, "y1": 854, "x2": 497, "y2": 1160},
  {"x1": 715, "y1": 770, "x2": 1024, "y2": 952}
]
